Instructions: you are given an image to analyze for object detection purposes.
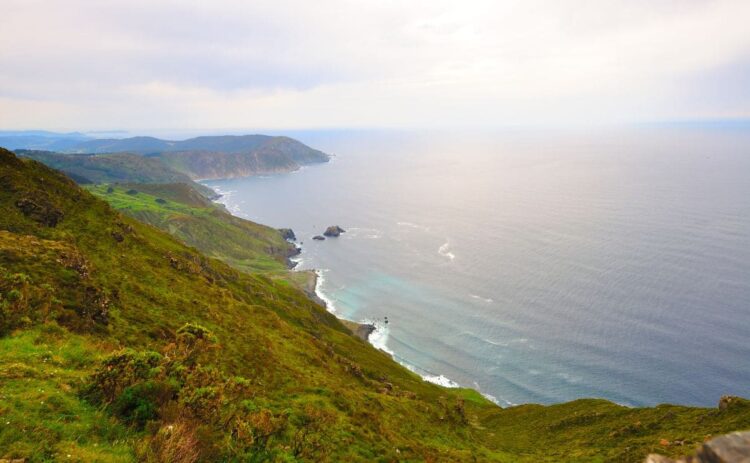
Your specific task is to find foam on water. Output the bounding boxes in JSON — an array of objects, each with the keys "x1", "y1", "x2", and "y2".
[
  {"x1": 438, "y1": 241, "x2": 456, "y2": 260},
  {"x1": 362, "y1": 320, "x2": 394, "y2": 356},
  {"x1": 346, "y1": 227, "x2": 383, "y2": 240},
  {"x1": 397, "y1": 221, "x2": 432, "y2": 232},
  {"x1": 470, "y1": 294, "x2": 494, "y2": 303},
  {"x1": 423, "y1": 374, "x2": 461, "y2": 388},
  {"x1": 313, "y1": 269, "x2": 338, "y2": 313}
]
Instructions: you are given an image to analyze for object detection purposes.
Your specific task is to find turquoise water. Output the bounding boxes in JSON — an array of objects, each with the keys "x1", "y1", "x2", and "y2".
[{"x1": 205, "y1": 128, "x2": 750, "y2": 406}]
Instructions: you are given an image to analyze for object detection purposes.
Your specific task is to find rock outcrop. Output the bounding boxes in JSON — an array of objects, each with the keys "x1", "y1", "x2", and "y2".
[
  {"x1": 278, "y1": 228, "x2": 296, "y2": 241},
  {"x1": 15, "y1": 195, "x2": 64, "y2": 227},
  {"x1": 645, "y1": 430, "x2": 750, "y2": 462},
  {"x1": 323, "y1": 225, "x2": 345, "y2": 237},
  {"x1": 312, "y1": 235, "x2": 325, "y2": 241}
]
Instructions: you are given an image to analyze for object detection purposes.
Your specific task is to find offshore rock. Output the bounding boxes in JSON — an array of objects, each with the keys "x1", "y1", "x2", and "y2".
[
  {"x1": 323, "y1": 225, "x2": 345, "y2": 237},
  {"x1": 312, "y1": 235, "x2": 325, "y2": 241}
]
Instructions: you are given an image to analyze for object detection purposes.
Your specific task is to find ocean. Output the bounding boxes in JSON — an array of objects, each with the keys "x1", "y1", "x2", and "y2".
[{"x1": 204, "y1": 128, "x2": 750, "y2": 407}]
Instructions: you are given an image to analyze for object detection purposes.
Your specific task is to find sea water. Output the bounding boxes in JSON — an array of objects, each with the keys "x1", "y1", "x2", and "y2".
[{"x1": 205, "y1": 128, "x2": 750, "y2": 407}]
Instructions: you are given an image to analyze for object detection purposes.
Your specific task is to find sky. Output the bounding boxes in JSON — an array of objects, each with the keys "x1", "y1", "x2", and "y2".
[{"x1": 2, "y1": 0, "x2": 750, "y2": 131}]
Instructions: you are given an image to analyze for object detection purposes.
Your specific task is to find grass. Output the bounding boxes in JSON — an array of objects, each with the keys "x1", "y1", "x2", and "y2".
[
  {"x1": 0, "y1": 326, "x2": 135, "y2": 462},
  {"x1": 1, "y1": 147, "x2": 749, "y2": 462},
  {"x1": 85, "y1": 183, "x2": 293, "y2": 275}
]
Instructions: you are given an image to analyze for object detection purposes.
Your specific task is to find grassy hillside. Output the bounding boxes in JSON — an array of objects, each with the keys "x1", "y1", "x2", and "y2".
[
  {"x1": 52, "y1": 134, "x2": 330, "y2": 180},
  {"x1": 13, "y1": 134, "x2": 330, "y2": 184},
  {"x1": 153, "y1": 136, "x2": 329, "y2": 180},
  {"x1": 1, "y1": 148, "x2": 749, "y2": 462},
  {"x1": 14, "y1": 150, "x2": 217, "y2": 198},
  {"x1": 85, "y1": 183, "x2": 295, "y2": 274}
]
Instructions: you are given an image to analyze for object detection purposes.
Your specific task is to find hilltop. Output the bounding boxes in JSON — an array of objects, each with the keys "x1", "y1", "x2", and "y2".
[
  {"x1": 68, "y1": 134, "x2": 329, "y2": 180},
  {"x1": 9, "y1": 134, "x2": 329, "y2": 181},
  {"x1": 1, "y1": 147, "x2": 749, "y2": 462}
]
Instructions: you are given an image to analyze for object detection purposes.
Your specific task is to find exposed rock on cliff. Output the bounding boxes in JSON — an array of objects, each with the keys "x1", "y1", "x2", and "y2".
[
  {"x1": 278, "y1": 228, "x2": 296, "y2": 241},
  {"x1": 646, "y1": 431, "x2": 750, "y2": 462}
]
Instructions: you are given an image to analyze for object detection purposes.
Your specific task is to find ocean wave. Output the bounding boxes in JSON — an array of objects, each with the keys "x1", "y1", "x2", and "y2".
[
  {"x1": 423, "y1": 374, "x2": 460, "y2": 388},
  {"x1": 555, "y1": 371, "x2": 582, "y2": 384},
  {"x1": 204, "y1": 186, "x2": 248, "y2": 217},
  {"x1": 362, "y1": 319, "x2": 394, "y2": 356},
  {"x1": 313, "y1": 269, "x2": 338, "y2": 313},
  {"x1": 397, "y1": 221, "x2": 431, "y2": 232},
  {"x1": 472, "y1": 382, "x2": 515, "y2": 406},
  {"x1": 346, "y1": 227, "x2": 383, "y2": 240},
  {"x1": 289, "y1": 255, "x2": 304, "y2": 268},
  {"x1": 459, "y1": 331, "x2": 509, "y2": 347},
  {"x1": 438, "y1": 241, "x2": 456, "y2": 260},
  {"x1": 469, "y1": 294, "x2": 494, "y2": 303}
]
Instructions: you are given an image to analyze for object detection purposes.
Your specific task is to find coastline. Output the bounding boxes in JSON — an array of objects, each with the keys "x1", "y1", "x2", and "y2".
[
  {"x1": 297, "y1": 266, "x2": 377, "y2": 342},
  {"x1": 204, "y1": 180, "x2": 501, "y2": 405},
  {"x1": 298, "y1": 259, "x2": 507, "y2": 402}
]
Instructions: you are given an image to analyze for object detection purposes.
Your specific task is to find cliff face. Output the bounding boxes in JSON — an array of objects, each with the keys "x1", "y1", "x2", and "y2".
[{"x1": 156, "y1": 138, "x2": 328, "y2": 180}]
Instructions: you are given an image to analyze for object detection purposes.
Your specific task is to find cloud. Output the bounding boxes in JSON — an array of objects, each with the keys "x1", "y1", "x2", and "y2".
[{"x1": 1, "y1": 0, "x2": 749, "y2": 130}]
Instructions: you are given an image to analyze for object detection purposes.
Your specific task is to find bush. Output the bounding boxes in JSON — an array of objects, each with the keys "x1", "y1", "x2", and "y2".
[
  {"x1": 112, "y1": 380, "x2": 177, "y2": 427},
  {"x1": 0, "y1": 270, "x2": 57, "y2": 335},
  {"x1": 84, "y1": 349, "x2": 162, "y2": 404}
]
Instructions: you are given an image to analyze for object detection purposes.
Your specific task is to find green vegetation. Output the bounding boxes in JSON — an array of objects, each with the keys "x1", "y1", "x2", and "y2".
[
  {"x1": 86, "y1": 183, "x2": 294, "y2": 274},
  {"x1": 14, "y1": 150, "x2": 217, "y2": 198},
  {"x1": 1, "y1": 147, "x2": 749, "y2": 462},
  {"x1": 16, "y1": 134, "x2": 330, "y2": 181}
]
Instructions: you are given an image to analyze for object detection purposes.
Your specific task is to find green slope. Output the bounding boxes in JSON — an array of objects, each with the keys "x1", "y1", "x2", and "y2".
[
  {"x1": 13, "y1": 150, "x2": 217, "y2": 199},
  {"x1": 1, "y1": 148, "x2": 749, "y2": 462},
  {"x1": 85, "y1": 183, "x2": 295, "y2": 274}
]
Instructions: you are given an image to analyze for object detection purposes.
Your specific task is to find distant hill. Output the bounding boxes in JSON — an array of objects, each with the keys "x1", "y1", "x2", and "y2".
[
  {"x1": 66, "y1": 135, "x2": 173, "y2": 154},
  {"x1": 14, "y1": 149, "x2": 218, "y2": 198},
  {"x1": 0, "y1": 130, "x2": 91, "y2": 151},
  {"x1": 65, "y1": 134, "x2": 330, "y2": 179}
]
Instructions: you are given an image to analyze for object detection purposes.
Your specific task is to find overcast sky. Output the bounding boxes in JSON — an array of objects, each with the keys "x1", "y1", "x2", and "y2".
[{"x1": 2, "y1": 0, "x2": 750, "y2": 131}]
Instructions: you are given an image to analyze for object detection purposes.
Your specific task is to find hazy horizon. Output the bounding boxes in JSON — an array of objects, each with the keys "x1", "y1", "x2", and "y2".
[{"x1": 3, "y1": 1, "x2": 750, "y2": 131}]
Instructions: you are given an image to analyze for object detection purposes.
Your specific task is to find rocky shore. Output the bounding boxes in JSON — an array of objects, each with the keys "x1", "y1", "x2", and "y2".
[
  {"x1": 278, "y1": 226, "x2": 376, "y2": 342},
  {"x1": 302, "y1": 269, "x2": 376, "y2": 341},
  {"x1": 340, "y1": 319, "x2": 377, "y2": 341}
]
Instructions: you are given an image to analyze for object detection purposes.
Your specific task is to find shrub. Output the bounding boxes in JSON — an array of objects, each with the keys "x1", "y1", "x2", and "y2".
[
  {"x1": 84, "y1": 349, "x2": 162, "y2": 404},
  {"x1": 111, "y1": 380, "x2": 177, "y2": 427},
  {"x1": 0, "y1": 270, "x2": 57, "y2": 335}
]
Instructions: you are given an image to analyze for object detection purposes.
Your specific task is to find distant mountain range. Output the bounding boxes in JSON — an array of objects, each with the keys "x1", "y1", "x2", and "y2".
[
  {"x1": 0, "y1": 130, "x2": 91, "y2": 152},
  {"x1": 4, "y1": 133, "x2": 329, "y2": 182}
]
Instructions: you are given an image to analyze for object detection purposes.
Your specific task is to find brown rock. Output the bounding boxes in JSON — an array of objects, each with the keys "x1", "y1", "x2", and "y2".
[
  {"x1": 645, "y1": 431, "x2": 750, "y2": 463},
  {"x1": 15, "y1": 195, "x2": 63, "y2": 227},
  {"x1": 323, "y1": 225, "x2": 345, "y2": 237}
]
